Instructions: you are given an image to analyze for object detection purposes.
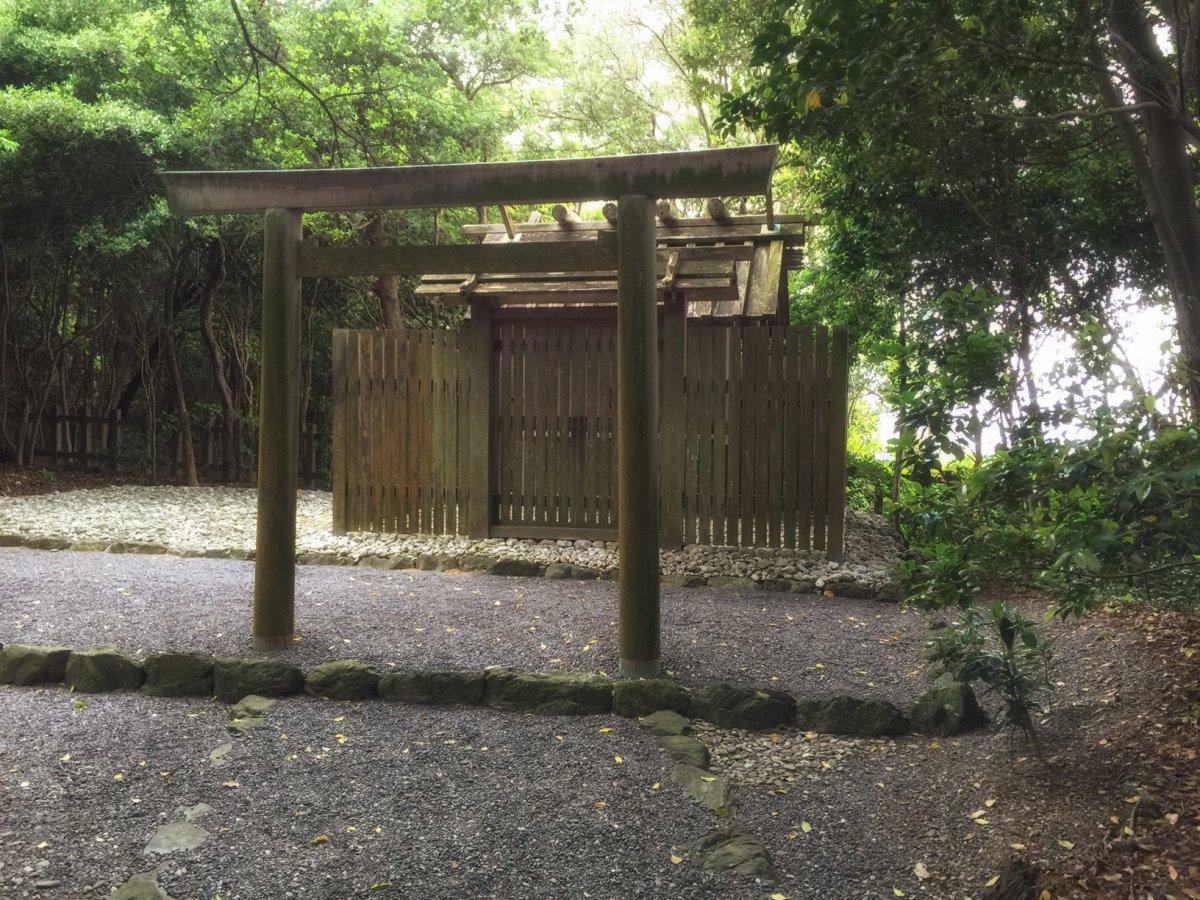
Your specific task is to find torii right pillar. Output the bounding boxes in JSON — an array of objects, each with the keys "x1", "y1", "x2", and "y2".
[{"x1": 616, "y1": 194, "x2": 661, "y2": 678}]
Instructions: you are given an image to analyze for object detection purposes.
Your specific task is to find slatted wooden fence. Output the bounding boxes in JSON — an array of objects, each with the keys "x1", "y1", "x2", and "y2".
[{"x1": 332, "y1": 320, "x2": 849, "y2": 556}]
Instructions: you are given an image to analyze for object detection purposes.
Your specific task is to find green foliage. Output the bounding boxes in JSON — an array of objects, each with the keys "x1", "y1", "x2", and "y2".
[
  {"x1": 926, "y1": 601, "x2": 1053, "y2": 736},
  {"x1": 899, "y1": 411, "x2": 1200, "y2": 617},
  {"x1": 844, "y1": 450, "x2": 889, "y2": 513}
]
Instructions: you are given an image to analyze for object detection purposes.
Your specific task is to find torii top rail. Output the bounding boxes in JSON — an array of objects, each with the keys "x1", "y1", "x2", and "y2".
[{"x1": 161, "y1": 145, "x2": 778, "y2": 678}]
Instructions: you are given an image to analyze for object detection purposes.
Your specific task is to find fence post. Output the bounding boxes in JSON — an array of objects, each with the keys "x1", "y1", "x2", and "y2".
[
  {"x1": 15, "y1": 401, "x2": 29, "y2": 466},
  {"x1": 658, "y1": 294, "x2": 686, "y2": 548},
  {"x1": 466, "y1": 301, "x2": 492, "y2": 538},
  {"x1": 826, "y1": 325, "x2": 850, "y2": 562},
  {"x1": 52, "y1": 405, "x2": 61, "y2": 466},
  {"x1": 110, "y1": 409, "x2": 122, "y2": 467},
  {"x1": 616, "y1": 193, "x2": 661, "y2": 679},
  {"x1": 82, "y1": 404, "x2": 93, "y2": 465}
]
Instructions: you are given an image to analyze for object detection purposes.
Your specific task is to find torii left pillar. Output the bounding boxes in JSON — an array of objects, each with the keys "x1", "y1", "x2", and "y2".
[{"x1": 253, "y1": 207, "x2": 302, "y2": 649}]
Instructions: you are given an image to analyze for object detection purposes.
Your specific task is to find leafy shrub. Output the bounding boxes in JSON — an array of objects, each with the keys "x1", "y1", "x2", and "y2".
[{"x1": 926, "y1": 601, "x2": 1053, "y2": 738}]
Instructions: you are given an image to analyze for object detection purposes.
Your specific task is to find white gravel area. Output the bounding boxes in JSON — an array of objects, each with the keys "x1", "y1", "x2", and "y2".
[{"x1": 0, "y1": 486, "x2": 902, "y2": 594}]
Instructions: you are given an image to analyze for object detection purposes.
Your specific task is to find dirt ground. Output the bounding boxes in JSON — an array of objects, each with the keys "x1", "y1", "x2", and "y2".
[{"x1": 0, "y1": 547, "x2": 1197, "y2": 897}]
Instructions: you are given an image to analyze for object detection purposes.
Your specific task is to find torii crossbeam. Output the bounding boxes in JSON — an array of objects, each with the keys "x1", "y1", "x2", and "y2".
[{"x1": 161, "y1": 145, "x2": 777, "y2": 678}]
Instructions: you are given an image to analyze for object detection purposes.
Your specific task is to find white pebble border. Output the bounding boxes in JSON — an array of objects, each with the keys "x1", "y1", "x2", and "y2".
[{"x1": 0, "y1": 486, "x2": 902, "y2": 596}]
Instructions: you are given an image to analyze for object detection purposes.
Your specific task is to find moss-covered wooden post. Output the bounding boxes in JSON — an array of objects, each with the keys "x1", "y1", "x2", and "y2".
[
  {"x1": 253, "y1": 208, "x2": 302, "y2": 650},
  {"x1": 616, "y1": 194, "x2": 661, "y2": 678}
]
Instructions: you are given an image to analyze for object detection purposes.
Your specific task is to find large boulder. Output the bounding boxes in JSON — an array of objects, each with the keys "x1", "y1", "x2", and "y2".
[
  {"x1": 793, "y1": 695, "x2": 910, "y2": 737},
  {"x1": 909, "y1": 673, "x2": 986, "y2": 736},
  {"x1": 142, "y1": 652, "x2": 215, "y2": 697},
  {"x1": 65, "y1": 647, "x2": 144, "y2": 692},
  {"x1": 687, "y1": 822, "x2": 776, "y2": 884},
  {"x1": 0, "y1": 644, "x2": 71, "y2": 685},
  {"x1": 213, "y1": 658, "x2": 304, "y2": 702},
  {"x1": 305, "y1": 659, "x2": 379, "y2": 700},
  {"x1": 378, "y1": 670, "x2": 485, "y2": 705},
  {"x1": 612, "y1": 678, "x2": 691, "y2": 718},
  {"x1": 484, "y1": 667, "x2": 612, "y2": 715},
  {"x1": 691, "y1": 682, "x2": 796, "y2": 730}
]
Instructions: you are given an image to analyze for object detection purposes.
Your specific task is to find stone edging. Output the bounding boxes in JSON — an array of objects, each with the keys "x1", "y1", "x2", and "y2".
[
  {"x1": 0, "y1": 641, "x2": 983, "y2": 893},
  {"x1": 0, "y1": 642, "x2": 982, "y2": 736},
  {"x1": 0, "y1": 532, "x2": 902, "y2": 602}
]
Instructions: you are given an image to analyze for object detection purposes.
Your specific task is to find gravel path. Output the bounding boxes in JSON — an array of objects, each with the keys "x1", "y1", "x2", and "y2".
[
  {"x1": 0, "y1": 687, "x2": 740, "y2": 899},
  {"x1": 0, "y1": 547, "x2": 929, "y2": 703},
  {"x1": 0, "y1": 485, "x2": 903, "y2": 594}
]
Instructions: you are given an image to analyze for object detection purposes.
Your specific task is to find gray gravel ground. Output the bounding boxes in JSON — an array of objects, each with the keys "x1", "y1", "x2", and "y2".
[
  {"x1": 0, "y1": 687, "x2": 744, "y2": 899},
  {"x1": 0, "y1": 547, "x2": 930, "y2": 703}
]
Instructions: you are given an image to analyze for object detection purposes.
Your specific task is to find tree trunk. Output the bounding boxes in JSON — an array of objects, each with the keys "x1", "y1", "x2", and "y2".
[
  {"x1": 162, "y1": 251, "x2": 199, "y2": 486},
  {"x1": 1103, "y1": 4, "x2": 1200, "y2": 419},
  {"x1": 890, "y1": 305, "x2": 907, "y2": 524},
  {"x1": 197, "y1": 239, "x2": 236, "y2": 480},
  {"x1": 367, "y1": 212, "x2": 405, "y2": 329}
]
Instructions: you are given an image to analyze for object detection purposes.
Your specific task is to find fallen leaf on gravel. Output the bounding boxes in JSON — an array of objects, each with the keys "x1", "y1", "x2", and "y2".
[
  {"x1": 1038, "y1": 891, "x2": 1050, "y2": 900},
  {"x1": 598, "y1": 727, "x2": 612, "y2": 733},
  {"x1": 801, "y1": 822, "x2": 812, "y2": 833},
  {"x1": 650, "y1": 782, "x2": 661, "y2": 791},
  {"x1": 985, "y1": 875, "x2": 999, "y2": 888},
  {"x1": 893, "y1": 888, "x2": 905, "y2": 897},
  {"x1": 928, "y1": 741, "x2": 940, "y2": 750},
  {"x1": 787, "y1": 832, "x2": 798, "y2": 840},
  {"x1": 1057, "y1": 840, "x2": 1074, "y2": 849},
  {"x1": 370, "y1": 882, "x2": 391, "y2": 890},
  {"x1": 700, "y1": 775, "x2": 716, "y2": 782},
  {"x1": 36, "y1": 842, "x2": 48, "y2": 849},
  {"x1": 335, "y1": 734, "x2": 347, "y2": 744},
  {"x1": 614, "y1": 755, "x2": 623, "y2": 764},
  {"x1": 985, "y1": 798, "x2": 997, "y2": 807},
  {"x1": 770, "y1": 894, "x2": 787, "y2": 900},
  {"x1": 223, "y1": 781, "x2": 239, "y2": 788},
  {"x1": 670, "y1": 854, "x2": 683, "y2": 864},
  {"x1": 333, "y1": 716, "x2": 344, "y2": 722},
  {"x1": 112, "y1": 773, "x2": 123, "y2": 781},
  {"x1": 913, "y1": 862, "x2": 929, "y2": 880},
  {"x1": 1009, "y1": 843, "x2": 1026, "y2": 851},
  {"x1": 1169, "y1": 865, "x2": 1178, "y2": 880},
  {"x1": 311, "y1": 835, "x2": 329, "y2": 845},
  {"x1": 594, "y1": 800, "x2": 606, "y2": 809},
  {"x1": 59, "y1": 754, "x2": 70, "y2": 762}
]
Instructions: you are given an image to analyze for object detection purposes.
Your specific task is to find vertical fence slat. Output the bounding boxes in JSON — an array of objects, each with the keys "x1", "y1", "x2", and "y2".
[
  {"x1": 826, "y1": 326, "x2": 849, "y2": 560},
  {"x1": 812, "y1": 324, "x2": 830, "y2": 552}
]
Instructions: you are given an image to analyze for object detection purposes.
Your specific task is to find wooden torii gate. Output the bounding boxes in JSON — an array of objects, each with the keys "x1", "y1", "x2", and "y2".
[{"x1": 161, "y1": 146, "x2": 778, "y2": 678}]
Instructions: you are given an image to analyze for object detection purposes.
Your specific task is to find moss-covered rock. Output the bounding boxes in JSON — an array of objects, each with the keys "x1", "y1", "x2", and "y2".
[
  {"x1": 692, "y1": 682, "x2": 796, "y2": 730},
  {"x1": 672, "y1": 764, "x2": 731, "y2": 813},
  {"x1": 483, "y1": 667, "x2": 612, "y2": 715},
  {"x1": 377, "y1": 670, "x2": 485, "y2": 705},
  {"x1": 213, "y1": 658, "x2": 304, "y2": 702},
  {"x1": 638, "y1": 709, "x2": 691, "y2": 736},
  {"x1": 909, "y1": 673, "x2": 986, "y2": 736},
  {"x1": 660, "y1": 734, "x2": 710, "y2": 768},
  {"x1": 686, "y1": 823, "x2": 776, "y2": 883},
  {"x1": 486, "y1": 558, "x2": 545, "y2": 577},
  {"x1": 65, "y1": 647, "x2": 144, "y2": 692},
  {"x1": 543, "y1": 563, "x2": 600, "y2": 581},
  {"x1": 793, "y1": 695, "x2": 910, "y2": 737},
  {"x1": 305, "y1": 659, "x2": 379, "y2": 700},
  {"x1": 612, "y1": 678, "x2": 691, "y2": 718},
  {"x1": 0, "y1": 644, "x2": 71, "y2": 685},
  {"x1": 142, "y1": 652, "x2": 215, "y2": 697}
]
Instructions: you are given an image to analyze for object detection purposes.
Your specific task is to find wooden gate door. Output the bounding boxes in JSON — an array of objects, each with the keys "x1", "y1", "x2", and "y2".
[{"x1": 491, "y1": 318, "x2": 619, "y2": 540}]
